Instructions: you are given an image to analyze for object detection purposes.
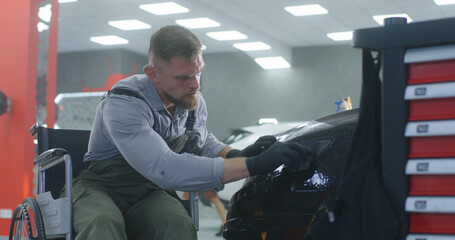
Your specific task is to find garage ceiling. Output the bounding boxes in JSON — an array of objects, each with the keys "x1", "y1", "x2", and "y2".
[{"x1": 57, "y1": 0, "x2": 455, "y2": 58}]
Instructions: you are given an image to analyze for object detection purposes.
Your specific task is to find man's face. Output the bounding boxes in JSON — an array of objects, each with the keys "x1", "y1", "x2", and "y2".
[{"x1": 152, "y1": 53, "x2": 204, "y2": 110}]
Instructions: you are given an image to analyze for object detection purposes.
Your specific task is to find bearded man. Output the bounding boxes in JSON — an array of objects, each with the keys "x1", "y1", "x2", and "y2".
[{"x1": 72, "y1": 25, "x2": 309, "y2": 240}]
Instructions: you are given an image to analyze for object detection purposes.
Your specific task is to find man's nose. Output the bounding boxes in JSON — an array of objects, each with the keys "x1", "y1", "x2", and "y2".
[{"x1": 188, "y1": 75, "x2": 200, "y2": 89}]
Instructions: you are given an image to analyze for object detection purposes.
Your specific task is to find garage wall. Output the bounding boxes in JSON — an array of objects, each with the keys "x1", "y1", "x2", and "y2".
[
  {"x1": 57, "y1": 49, "x2": 148, "y2": 93},
  {"x1": 201, "y1": 44, "x2": 362, "y2": 139},
  {"x1": 56, "y1": 44, "x2": 362, "y2": 139}
]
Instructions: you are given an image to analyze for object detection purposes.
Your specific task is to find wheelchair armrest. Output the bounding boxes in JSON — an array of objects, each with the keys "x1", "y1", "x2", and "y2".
[
  {"x1": 35, "y1": 148, "x2": 68, "y2": 168},
  {"x1": 36, "y1": 148, "x2": 73, "y2": 200}
]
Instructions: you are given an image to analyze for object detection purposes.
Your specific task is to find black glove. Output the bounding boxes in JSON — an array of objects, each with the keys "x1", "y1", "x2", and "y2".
[
  {"x1": 246, "y1": 141, "x2": 313, "y2": 176},
  {"x1": 226, "y1": 135, "x2": 277, "y2": 158}
]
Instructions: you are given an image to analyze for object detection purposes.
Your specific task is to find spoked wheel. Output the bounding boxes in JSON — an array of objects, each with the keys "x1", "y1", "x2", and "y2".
[
  {"x1": 9, "y1": 197, "x2": 45, "y2": 240},
  {"x1": 22, "y1": 197, "x2": 45, "y2": 240},
  {"x1": 9, "y1": 204, "x2": 31, "y2": 240}
]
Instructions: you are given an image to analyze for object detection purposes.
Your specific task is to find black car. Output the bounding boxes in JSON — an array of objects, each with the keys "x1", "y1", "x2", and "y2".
[{"x1": 223, "y1": 108, "x2": 359, "y2": 240}]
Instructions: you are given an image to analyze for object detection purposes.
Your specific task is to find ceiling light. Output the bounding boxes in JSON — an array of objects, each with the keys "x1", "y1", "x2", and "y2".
[
  {"x1": 284, "y1": 4, "x2": 328, "y2": 16},
  {"x1": 37, "y1": 22, "x2": 49, "y2": 32},
  {"x1": 206, "y1": 31, "x2": 247, "y2": 41},
  {"x1": 90, "y1": 35, "x2": 129, "y2": 45},
  {"x1": 233, "y1": 42, "x2": 271, "y2": 51},
  {"x1": 327, "y1": 31, "x2": 353, "y2": 41},
  {"x1": 139, "y1": 2, "x2": 189, "y2": 15},
  {"x1": 108, "y1": 20, "x2": 151, "y2": 30},
  {"x1": 175, "y1": 17, "x2": 220, "y2": 29},
  {"x1": 58, "y1": 0, "x2": 77, "y2": 3},
  {"x1": 254, "y1": 57, "x2": 291, "y2": 69},
  {"x1": 201, "y1": 44, "x2": 207, "y2": 51},
  {"x1": 434, "y1": 0, "x2": 455, "y2": 5},
  {"x1": 38, "y1": 4, "x2": 52, "y2": 23},
  {"x1": 258, "y1": 118, "x2": 278, "y2": 125},
  {"x1": 373, "y1": 14, "x2": 413, "y2": 25}
]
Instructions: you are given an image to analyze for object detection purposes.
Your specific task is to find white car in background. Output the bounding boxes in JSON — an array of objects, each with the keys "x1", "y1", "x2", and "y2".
[{"x1": 217, "y1": 119, "x2": 307, "y2": 203}]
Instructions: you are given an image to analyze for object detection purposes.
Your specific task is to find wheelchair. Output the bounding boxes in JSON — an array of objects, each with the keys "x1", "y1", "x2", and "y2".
[{"x1": 9, "y1": 123, "x2": 199, "y2": 240}]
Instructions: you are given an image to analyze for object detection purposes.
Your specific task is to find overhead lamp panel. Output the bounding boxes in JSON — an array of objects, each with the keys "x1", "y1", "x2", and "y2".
[
  {"x1": 434, "y1": 0, "x2": 455, "y2": 5},
  {"x1": 233, "y1": 42, "x2": 271, "y2": 51},
  {"x1": 284, "y1": 4, "x2": 328, "y2": 16},
  {"x1": 108, "y1": 20, "x2": 151, "y2": 31},
  {"x1": 327, "y1": 31, "x2": 353, "y2": 41},
  {"x1": 90, "y1": 35, "x2": 129, "y2": 45},
  {"x1": 206, "y1": 30, "x2": 247, "y2": 41},
  {"x1": 139, "y1": 2, "x2": 189, "y2": 15},
  {"x1": 176, "y1": 17, "x2": 220, "y2": 29},
  {"x1": 254, "y1": 56, "x2": 291, "y2": 70}
]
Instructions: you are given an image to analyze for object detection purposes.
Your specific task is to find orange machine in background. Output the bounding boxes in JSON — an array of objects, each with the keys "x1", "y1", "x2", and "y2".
[{"x1": 0, "y1": 0, "x2": 58, "y2": 236}]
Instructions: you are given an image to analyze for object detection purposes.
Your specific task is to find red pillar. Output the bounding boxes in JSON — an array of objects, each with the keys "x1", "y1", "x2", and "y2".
[{"x1": 0, "y1": 0, "x2": 58, "y2": 235}]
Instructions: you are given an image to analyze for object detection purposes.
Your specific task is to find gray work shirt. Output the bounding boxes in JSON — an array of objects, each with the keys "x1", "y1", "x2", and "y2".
[{"x1": 84, "y1": 74, "x2": 227, "y2": 192}]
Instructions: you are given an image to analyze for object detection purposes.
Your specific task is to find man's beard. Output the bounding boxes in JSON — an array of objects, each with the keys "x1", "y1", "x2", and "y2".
[{"x1": 164, "y1": 91, "x2": 199, "y2": 110}]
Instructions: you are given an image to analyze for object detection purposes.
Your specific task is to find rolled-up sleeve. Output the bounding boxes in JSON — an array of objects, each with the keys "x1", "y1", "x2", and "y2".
[{"x1": 102, "y1": 95, "x2": 224, "y2": 192}]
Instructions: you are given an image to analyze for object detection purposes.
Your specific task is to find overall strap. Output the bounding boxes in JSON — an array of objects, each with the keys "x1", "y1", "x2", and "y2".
[
  {"x1": 167, "y1": 110, "x2": 195, "y2": 154},
  {"x1": 109, "y1": 88, "x2": 145, "y2": 101},
  {"x1": 185, "y1": 110, "x2": 196, "y2": 131}
]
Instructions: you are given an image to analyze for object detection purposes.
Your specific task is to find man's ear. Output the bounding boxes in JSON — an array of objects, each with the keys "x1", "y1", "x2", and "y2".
[{"x1": 143, "y1": 64, "x2": 158, "y2": 83}]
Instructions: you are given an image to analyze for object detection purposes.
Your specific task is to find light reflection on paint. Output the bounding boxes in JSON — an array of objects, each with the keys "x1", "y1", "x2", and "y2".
[
  {"x1": 277, "y1": 121, "x2": 333, "y2": 142},
  {"x1": 276, "y1": 122, "x2": 310, "y2": 142},
  {"x1": 292, "y1": 170, "x2": 333, "y2": 192},
  {"x1": 305, "y1": 171, "x2": 331, "y2": 187}
]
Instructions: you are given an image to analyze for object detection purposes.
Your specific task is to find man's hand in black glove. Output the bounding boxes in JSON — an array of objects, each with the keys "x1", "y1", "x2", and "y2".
[
  {"x1": 226, "y1": 135, "x2": 277, "y2": 158},
  {"x1": 246, "y1": 141, "x2": 313, "y2": 176}
]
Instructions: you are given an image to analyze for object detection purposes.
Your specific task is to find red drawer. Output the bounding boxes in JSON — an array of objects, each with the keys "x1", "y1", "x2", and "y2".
[
  {"x1": 409, "y1": 59, "x2": 455, "y2": 85},
  {"x1": 410, "y1": 213, "x2": 455, "y2": 234},
  {"x1": 407, "y1": 234, "x2": 455, "y2": 240},
  {"x1": 409, "y1": 136, "x2": 455, "y2": 158},
  {"x1": 409, "y1": 175, "x2": 455, "y2": 196},
  {"x1": 409, "y1": 98, "x2": 455, "y2": 121}
]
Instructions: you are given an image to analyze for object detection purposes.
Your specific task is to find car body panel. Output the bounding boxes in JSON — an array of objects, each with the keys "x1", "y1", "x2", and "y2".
[
  {"x1": 223, "y1": 109, "x2": 359, "y2": 240},
  {"x1": 218, "y1": 121, "x2": 307, "y2": 203}
]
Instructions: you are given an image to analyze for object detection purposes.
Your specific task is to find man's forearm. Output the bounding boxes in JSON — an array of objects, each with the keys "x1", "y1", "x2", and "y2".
[
  {"x1": 218, "y1": 147, "x2": 250, "y2": 184},
  {"x1": 221, "y1": 157, "x2": 250, "y2": 184}
]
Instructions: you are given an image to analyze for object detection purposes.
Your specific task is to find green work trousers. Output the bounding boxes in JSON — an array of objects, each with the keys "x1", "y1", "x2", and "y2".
[{"x1": 69, "y1": 155, "x2": 197, "y2": 240}]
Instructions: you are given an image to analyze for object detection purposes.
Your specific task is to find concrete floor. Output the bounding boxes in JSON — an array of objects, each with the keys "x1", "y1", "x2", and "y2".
[
  {"x1": 197, "y1": 202, "x2": 226, "y2": 240},
  {"x1": 1, "y1": 201, "x2": 225, "y2": 240}
]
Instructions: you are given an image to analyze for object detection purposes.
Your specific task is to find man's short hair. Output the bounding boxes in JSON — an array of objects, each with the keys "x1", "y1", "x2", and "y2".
[{"x1": 148, "y1": 25, "x2": 202, "y2": 63}]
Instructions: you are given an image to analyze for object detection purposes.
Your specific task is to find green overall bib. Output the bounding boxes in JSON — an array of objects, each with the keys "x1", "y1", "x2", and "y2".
[{"x1": 71, "y1": 130, "x2": 197, "y2": 240}]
